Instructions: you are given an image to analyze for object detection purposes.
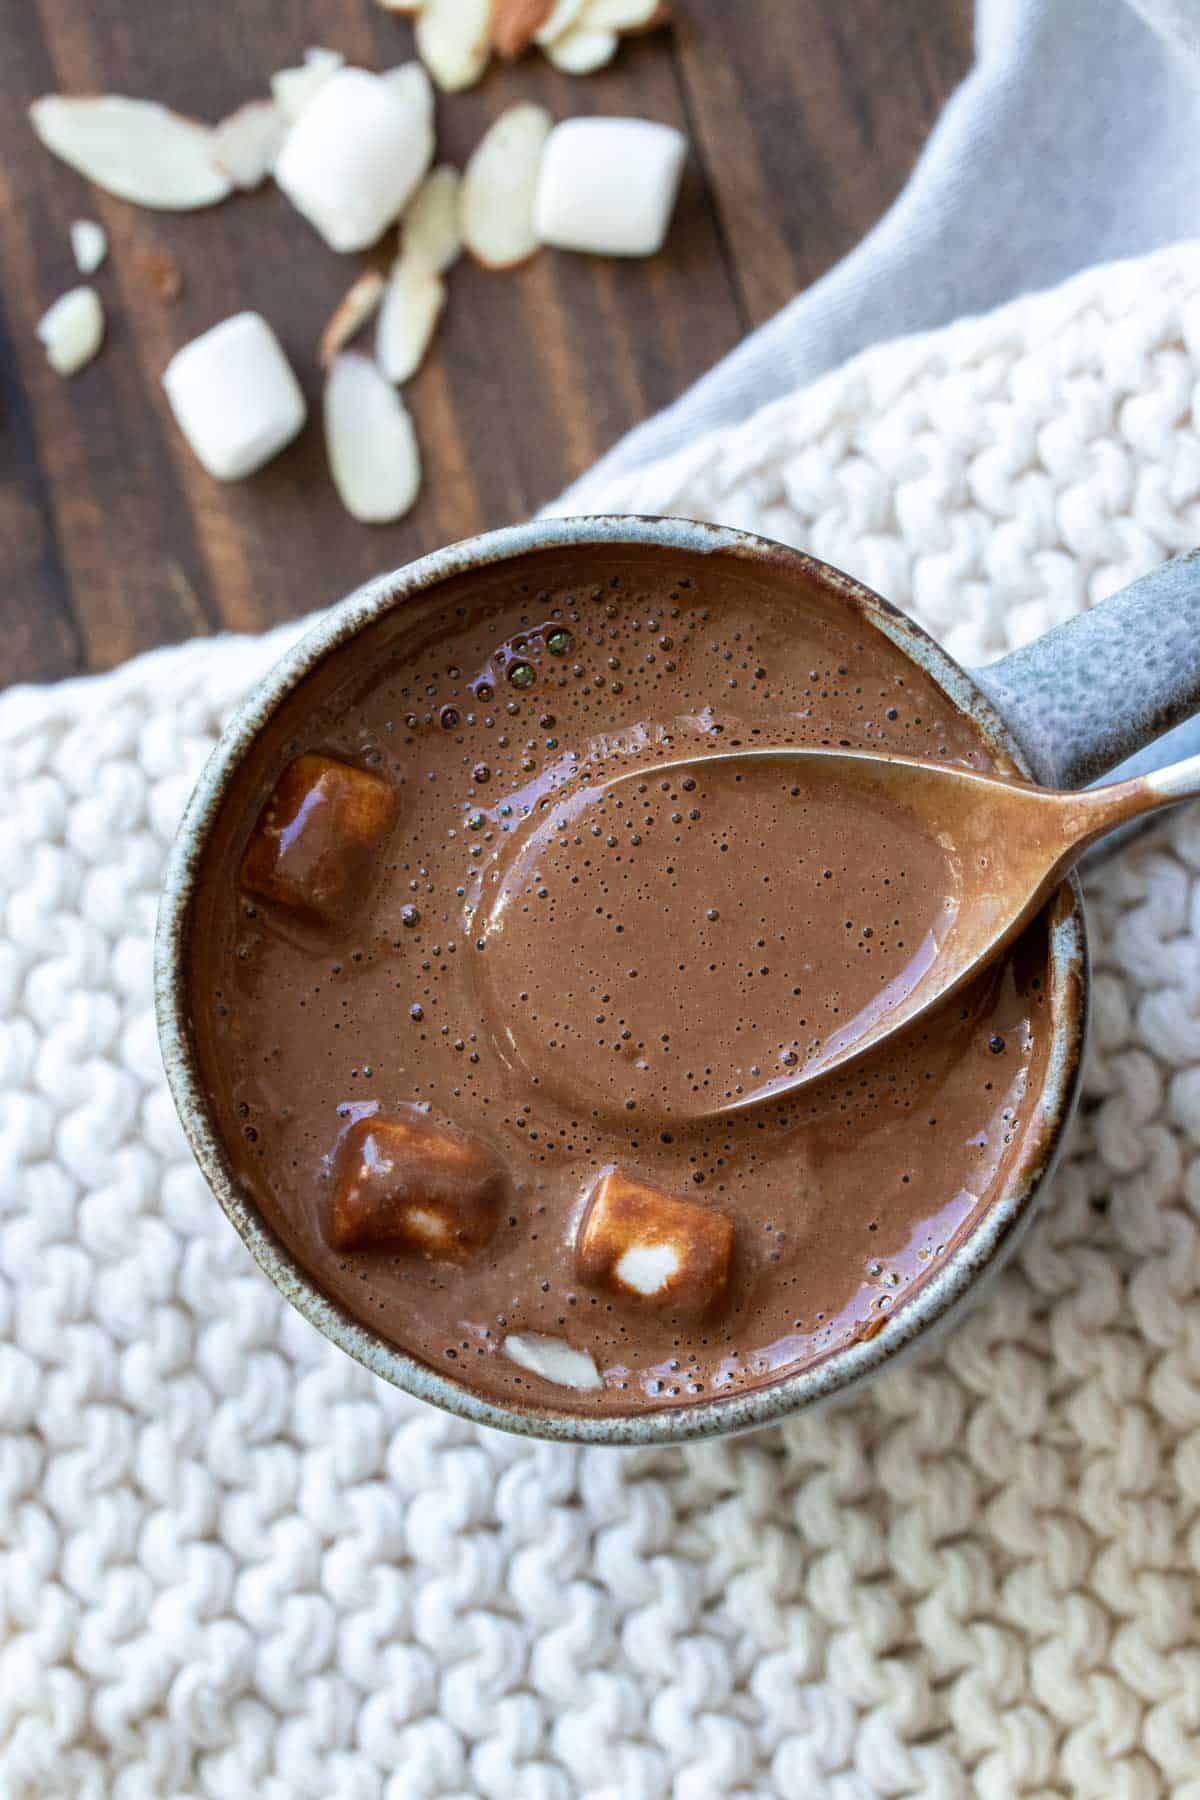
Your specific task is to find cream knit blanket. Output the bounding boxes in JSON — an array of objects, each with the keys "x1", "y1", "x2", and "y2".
[{"x1": 3, "y1": 242, "x2": 1200, "y2": 1800}]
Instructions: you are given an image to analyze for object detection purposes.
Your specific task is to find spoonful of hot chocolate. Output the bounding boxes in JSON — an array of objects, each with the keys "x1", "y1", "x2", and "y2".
[{"x1": 476, "y1": 742, "x2": 1200, "y2": 1118}]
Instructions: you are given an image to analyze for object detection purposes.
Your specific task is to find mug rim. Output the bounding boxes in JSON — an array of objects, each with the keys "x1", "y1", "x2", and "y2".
[{"x1": 154, "y1": 515, "x2": 1088, "y2": 1446}]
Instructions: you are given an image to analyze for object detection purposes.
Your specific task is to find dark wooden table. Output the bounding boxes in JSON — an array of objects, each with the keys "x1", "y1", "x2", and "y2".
[{"x1": 0, "y1": 0, "x2": 970, "y2": 685}]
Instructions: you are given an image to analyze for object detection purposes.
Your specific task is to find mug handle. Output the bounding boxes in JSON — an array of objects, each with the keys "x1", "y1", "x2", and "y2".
[{"x1": 971, "y1": 550, "x2": 1200, "y2": 793}]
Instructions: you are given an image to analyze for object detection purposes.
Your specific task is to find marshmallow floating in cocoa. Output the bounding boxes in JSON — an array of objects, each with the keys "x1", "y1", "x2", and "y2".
[
  {"x1": 535, "y1": 116, "x2": 687, "y2": 256},
  {"x1": 162, "y1": 311, "x2": 306, "y2": 481},
  {"x1": 274, "y1": 66, "x2": 433, "y2": 252},
  {"x1": 576, "y1": 1167, "x2": 734, "y2": 1318},
  {"x1": 241, "y1": 752, "x2": 400, "y2": 924},
  {"x1": 331, "y1": 1109, "x2": 505, "y2": 1257}
]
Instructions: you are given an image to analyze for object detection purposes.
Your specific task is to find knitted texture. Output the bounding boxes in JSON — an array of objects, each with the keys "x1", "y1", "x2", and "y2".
[{"x1": 4, "y1": 240, "x2": 1200, "y2": 1800}]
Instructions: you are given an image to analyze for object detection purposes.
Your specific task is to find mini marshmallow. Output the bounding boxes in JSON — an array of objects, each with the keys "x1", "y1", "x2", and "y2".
[
  {"x1": 534, "y1": 116, "x2": 687, "y2": 258},
  {"x1": 241, "y1": 752, "x2": 400, "y2": 924},
  {"x1": 331, "y1": 1109, "x2": 506, "y2": 1257},
  {"x1": 274, "y1": 66, "x2": 433, "y2": 253},
  {"x1": 576, "y1": 1167, "x2": 734, "y2": 1318},
  {"x1": 162, "y1": 311, "x2": 305, "y2": 481}
]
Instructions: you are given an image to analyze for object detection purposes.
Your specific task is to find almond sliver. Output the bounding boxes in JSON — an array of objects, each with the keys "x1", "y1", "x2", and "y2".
[
  {"x1": 319, "y1": 269, "x2": 386, "y2": 368},
  {"x1": 401, "y1": 165, "x2": 462, "y2": 273},
  {"x1": 584, "y1": 0, "x2": 668, "y2": 29},
  {"x1": 69, "y1": 219, "x2": 107, "y2": 274},
  {"x1": 415, "y1": 0, "x2": 493, "y2": 91},
  {"x1": 493, "y1": 0, "x2": 553, "y2": 57},
  {"x1": 461, "y1": 102, "x2": 552, "y2": 270},
  {"x1": 502, "y1": 1333, "x2": 604, "y2": 1391},
  {"x1": 212, "y1": 98, "x2": 286, "y2": 190},
  {"x1": 535, "y1": 0, "x2": 588, "y2": 42},
  {"x1": 30, "y1": 95, "x2": 232, "y2": 210},
  {"x1": 377, "y1": 257, "x2": 446, "y2": 383},
  {"x1": 544, "y1": 25, "x2": 618, "y2": 71},
  {"x1": 270, "y1": 47, "x2": 345, "y2": 123},
  {"x1": 37, "y1": 286, "x2": 104, "y2": 376},
  {"x1": 325, "y1": 351, "x2": 421, "y2": 523}
]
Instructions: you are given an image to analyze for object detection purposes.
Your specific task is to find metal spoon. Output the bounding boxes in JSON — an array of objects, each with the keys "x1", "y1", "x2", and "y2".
[{"x1": 600, "y1": 743, "x2": 1200, "y2": 1109}]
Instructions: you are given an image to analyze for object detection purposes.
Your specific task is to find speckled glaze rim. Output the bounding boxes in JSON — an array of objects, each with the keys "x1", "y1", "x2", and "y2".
[{"x1": 155, "y1": 517, "x2": 1088, "y2": 1446}]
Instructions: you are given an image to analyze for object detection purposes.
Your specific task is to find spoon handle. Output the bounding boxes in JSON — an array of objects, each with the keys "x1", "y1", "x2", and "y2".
[
  {"x1": 1067, "y1": 747, "x2": 1200, "y2": 852},
  {"x1": 1143, "y1": 747, "x2": 1200, "y2": 805}
]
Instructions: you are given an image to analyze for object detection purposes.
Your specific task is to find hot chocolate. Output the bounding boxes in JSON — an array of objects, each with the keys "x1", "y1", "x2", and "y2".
[{"x1": 187, "y1": 545, "x2": 1056, "y2": 1414}]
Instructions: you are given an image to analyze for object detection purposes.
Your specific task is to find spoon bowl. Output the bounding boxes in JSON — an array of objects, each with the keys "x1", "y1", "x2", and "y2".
[{"x1": 562, "y1": 742, "x2": 1196, "y2": 1110}]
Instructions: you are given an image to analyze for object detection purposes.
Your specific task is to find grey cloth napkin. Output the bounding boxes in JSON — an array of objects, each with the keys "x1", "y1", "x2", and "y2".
[{"x1": 560, "y1": 0, "x2": 1200, "y2": 509}]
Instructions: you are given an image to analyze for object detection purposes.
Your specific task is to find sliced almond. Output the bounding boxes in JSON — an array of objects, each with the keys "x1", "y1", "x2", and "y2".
[
  {"x1": 69, "y1": 219, "x2": 107, "y2": 275},
  {"x1": 583, "y1": 0, "x2": 668, "y2": 29},
  {"x1": 502, "y1": 1333, "x2": 604, "y2": 1391},
  {"x1": 29, "y1": 95, "x2": 232, "y2": 210},
  {"x1": 493, "y1": 0, "x2": 553, "y2": 57},
  {"x1": 270, "y1": 47, "x2": 345, "y2": 123},
  {"x1": 319, "y1": 269, "x2": 386, "y2": 369},
  {"x1": 37, "y1": 286, "x2": 104, "y2": 376},
  {"x1": 325, "y1": 351, "x2": 421, "y2": 523},
  {"x1": 415, "y1": 0, "x2": 493, "y2": 91},
  {"x1": 461, "y1": 102, "x2": 552, "y2": 270},
  {"x1": 212, "y1": 98, "x2": 286, "y2": 189},
  {"x1": 544, "y1": 25, "x2": 618, "y2": 71},
  {"x1": 401, "y1": 165, "x2": 462, "y2": 273},
  {"x1": 535, "y1": 0, "x2": 588, "y2": 42},
  {"x1": 377, "y1": 257, "x2": 445, "y2": 383}
]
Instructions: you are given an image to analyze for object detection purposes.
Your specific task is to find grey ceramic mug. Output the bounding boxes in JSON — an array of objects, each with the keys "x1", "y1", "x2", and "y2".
[{"x1": 155, "y1": 518, "x2": 1200, "y2": 1446}]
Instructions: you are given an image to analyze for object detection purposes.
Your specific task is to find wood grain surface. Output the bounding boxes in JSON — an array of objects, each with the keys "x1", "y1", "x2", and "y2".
[{"x1": 0, "y1": 0, "x2": 971, "y2": 684}]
